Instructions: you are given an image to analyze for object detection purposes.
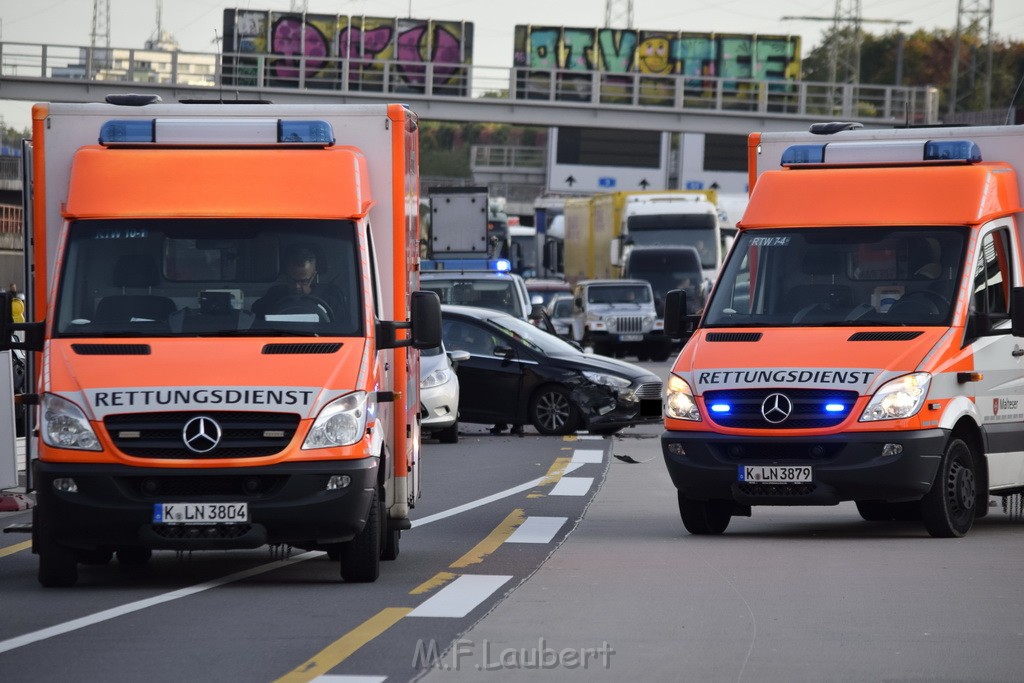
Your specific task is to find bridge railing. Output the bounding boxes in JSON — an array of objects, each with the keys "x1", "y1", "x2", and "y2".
[{"x1": 0, "y1": 41, "x2": 940, "y2": 125}]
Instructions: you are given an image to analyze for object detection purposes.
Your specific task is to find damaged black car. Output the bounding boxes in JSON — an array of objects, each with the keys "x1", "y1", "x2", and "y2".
[{"x1": 441, "y1": 305, "x2": 663, "y2": 436}]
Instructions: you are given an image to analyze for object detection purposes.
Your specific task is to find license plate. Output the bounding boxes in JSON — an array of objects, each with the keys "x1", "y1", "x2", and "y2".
[
  {"x1": 153, "y1": 503, "x2": 249, "y2": 524},
  {"x1": 620, "y1": 334, "x2": 643, "y2": 342},
  {"x1": 738, "y1": 465, "x2": 812, "y2": 484}
]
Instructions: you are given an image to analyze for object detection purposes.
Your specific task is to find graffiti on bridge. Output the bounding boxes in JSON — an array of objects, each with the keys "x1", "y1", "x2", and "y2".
[
  {"x1": 222, "y1": 9, "x2": 473, "y2": 94},
  {"x1": 512, "y1": 25, "x2": 801, "y2": 106}
]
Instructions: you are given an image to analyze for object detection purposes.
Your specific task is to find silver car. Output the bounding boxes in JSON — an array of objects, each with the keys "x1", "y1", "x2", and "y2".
[{"x1": 419, "y1": 343, "x2": 469, "y2": 443}]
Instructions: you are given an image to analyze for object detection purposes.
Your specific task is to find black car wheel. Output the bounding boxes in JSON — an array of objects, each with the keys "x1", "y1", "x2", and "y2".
[
  {"x1": 921, "y1": 438, "x2": 976, "y2": 538},
  {"x1": 529, "y1": 384, "x2": 580, "y2": 436},
  {"x1": 677, "y1": 491, "x2": 732, "y2": 535},
  {"x1": 436, "y1": 420, "x2": 459, "y2": 444}
]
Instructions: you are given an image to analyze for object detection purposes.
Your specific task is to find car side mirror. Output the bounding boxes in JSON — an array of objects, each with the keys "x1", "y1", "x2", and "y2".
[
  {"x1": 448, "y1": 349, "x2": 471, "y2": 367},
  {"x1": 0, "y1": 292, "x2": 44, "y2": 353}
]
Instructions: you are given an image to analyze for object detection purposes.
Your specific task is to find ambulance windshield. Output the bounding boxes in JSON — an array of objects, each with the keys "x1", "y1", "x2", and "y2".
[
  {"x1": 53, "y1": 219, "x2": 363, "y2": 338},
  {"x1": 703, "y1": 226, "x2": 967, "y2": 328}
]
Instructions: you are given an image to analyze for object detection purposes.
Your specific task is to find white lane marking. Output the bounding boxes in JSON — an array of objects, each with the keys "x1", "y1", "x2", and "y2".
[
  {"x1": 572, "y1": 449, "x2": 604, "y2": 464},
  {"x1": 313, "y1": 677, "x2": 387, "y2": 682},
  {"x1": 407, "y1": 574, "x2": 512, "y2": 618},
  {"x1": 0, "y1": 551, "x2": 321, "y2": 655},
  {"x1": 505, "y1": 516, "x2": 568, "y2": 544},
  {"x1": 0, "y1": 448, "x2": 607, "y2": 654},
  {"x1": 575, "y1": 434, "x2": 604, "y2": 440},
  {"x1": 410, "y1": 478, "x2": 545, "y2": 528},
  {"x1": 550, "y1": 477, "x2": 594, "y2": 496},
  {"x1": 410, "y1": 461, "x2": 587, "y2": 528}
]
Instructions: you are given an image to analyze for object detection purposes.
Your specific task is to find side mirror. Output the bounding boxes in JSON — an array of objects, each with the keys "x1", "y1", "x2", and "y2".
[
  {"x1": 663, "y1": 289, "x2": 689, "y2": 338},
  {"x1": 0, "y1": 292, "x2": 44, "y2": 353},
  {"x1": 410, "y1": 290, "x2": 442, "y2": 349},
  {"x1": 448, "y1": 349, "x2": 471, "y2": 367},
  {"x1": 1012, "y1": 287, "x2": 1024, "y2": 337}
]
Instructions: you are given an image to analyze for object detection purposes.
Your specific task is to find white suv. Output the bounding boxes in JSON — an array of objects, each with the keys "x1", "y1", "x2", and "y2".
[{"x1": 571, "y1": 279, "x2": 672, "y2": 361}]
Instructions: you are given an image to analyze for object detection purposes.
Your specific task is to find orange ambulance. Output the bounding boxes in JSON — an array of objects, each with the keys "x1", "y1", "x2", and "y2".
[
  {"x1": 1, "y1": 99, "x2": 441, "y2": 586},
  {"x1": 662, "y1": 123, "x2": 1024, "y2": 538}
]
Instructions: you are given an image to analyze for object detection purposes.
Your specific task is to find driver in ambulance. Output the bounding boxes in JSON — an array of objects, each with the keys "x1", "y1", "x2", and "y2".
[{"x1": 253, "y1": 244, "x2": 348, "y2": 323}]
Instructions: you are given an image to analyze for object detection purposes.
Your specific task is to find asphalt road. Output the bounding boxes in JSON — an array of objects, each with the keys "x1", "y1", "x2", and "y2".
[{"x1": 2, "y1": 358, "x2": 1024, "y2": 682}]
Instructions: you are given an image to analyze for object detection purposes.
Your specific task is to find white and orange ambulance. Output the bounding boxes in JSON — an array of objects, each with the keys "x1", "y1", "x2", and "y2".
[
  {"x1": 662, "y1": 122, "x2": 1024, "y2": 538},
  {"x1": 0, "y1": 99, "x2": 441, "y2": 586}
]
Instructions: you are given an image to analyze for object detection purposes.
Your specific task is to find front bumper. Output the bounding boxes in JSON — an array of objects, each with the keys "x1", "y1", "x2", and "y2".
[
  {"x1": 572, "y1": 386, "x2": 663, "y2": 431},
  {"x1": 32, "y1": 458, "x2": 378, "y2": 552},
  {"x1": 661, "y1": 429, "x2": 947, "y2": 505}
]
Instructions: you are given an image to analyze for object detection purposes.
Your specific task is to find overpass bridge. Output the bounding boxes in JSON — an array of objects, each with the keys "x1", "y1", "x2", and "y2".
[{"x1": 0, "y1": 41, "x2": 940, "y2": 135}]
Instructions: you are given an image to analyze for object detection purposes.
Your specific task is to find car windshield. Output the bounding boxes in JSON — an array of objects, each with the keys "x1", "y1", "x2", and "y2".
[
  {"x1": 54, "y1": 218, "x2": 362, "y2": 338},
  {"x1": 704, "y1": 226, "x2": 968, "y2": 328},
  {"x1": 587, "y1": 284, "x2": 652, "y2": 304},
  {"x1": 422, "y1": 278, "x2": 520, "y2": 316},
  {"x1": 488, "y1": 313, "x2": 583, "y2": 355}
]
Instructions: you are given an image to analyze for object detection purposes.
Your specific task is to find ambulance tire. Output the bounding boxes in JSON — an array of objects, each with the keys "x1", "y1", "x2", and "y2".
[
  {"x1": 34, "y1": 507, "x2": 78, "y2": 587},
  {"x1": 921, "y1": 438, "x2": 977, "y2": 538},
  {"x1": 340, "y1": 488, "x2": 381, "y2": 582},
  {"x1": 677, "y1": 491, "x2": 732, "y2": 535},
  {"x1": 382, "y1": 527, "x2": 400, "y2": 562},
  {"x1": 116, "y1": 548, "x2": 152, "y2": 566},
  {"x1": 855, "y1": 501, "x2": 895, "y2": 521}
]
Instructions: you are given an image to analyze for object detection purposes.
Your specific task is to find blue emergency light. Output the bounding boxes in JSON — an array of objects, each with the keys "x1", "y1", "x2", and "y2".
[
  {"x1": 780, "y1": 139, "x2": 982, "y2": 167},
  {"x1": 709, "y1": 403, "x2": 732, "y2": 414},
  {"x1": 824, "y1": 403, "x2": 845, "y2": 413},
  {"x1": 99, "y1": 118, "x2": 335, "y2": 146}
]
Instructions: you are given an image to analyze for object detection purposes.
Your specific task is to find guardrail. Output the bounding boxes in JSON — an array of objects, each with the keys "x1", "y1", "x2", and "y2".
[{"x1": 0, "y1": 41, "x2": 941, "y2": 125}]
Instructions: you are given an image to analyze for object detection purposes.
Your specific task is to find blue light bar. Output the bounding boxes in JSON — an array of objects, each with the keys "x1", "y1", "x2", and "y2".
[
  {"x1": 824, "y1": 403, "x2": 845, "y2": 413},
  {"x1": 279, "y1": 120, "x2": 335, "y2": 144},
  {"x1": 924, "y1": 140, "x2": 981, "y2": 163},
  {"x1": 709, "y1": 403, "x2": 731, "y2": 414},
  {"x1": 780, "y1": 144, "x2": 825, "y2": 166},
  {"x1": 99, "y1": 119, "x2": 156, "y2": 144},
  {"x1": 492, "y1": 258, "x2": 512, "y2": 272},
  {"x1": 98, "y1": 118, "x2": 335, "y2": 147}
]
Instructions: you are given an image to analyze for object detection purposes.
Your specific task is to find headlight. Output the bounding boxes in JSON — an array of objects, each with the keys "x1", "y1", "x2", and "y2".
[
  {"x1": 41, "y1": 393, "x2": 101, "y2": 451},
  {"x1": 420, "y1": 367, "x2": 452, "y2": 389},
  {"x1": 303, "y1": 391, "x2": 370, "y2": 449},
  {"x1": 859, "y1": 372, "x2": 931, "y2": 421},
  {"x1": 582, "y1": 371, "x2": 631, "y2": 390},
  {"x1": 664, "y1": 374, "x2": 701, "y2": 421}
]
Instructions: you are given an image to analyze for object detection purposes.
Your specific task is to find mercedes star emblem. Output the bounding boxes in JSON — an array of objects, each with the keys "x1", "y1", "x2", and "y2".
[
  {"x1": 761, "y1": 393, "x2": 793, "y2": 424},
  {"x1": 182, "y1": 416, "x2": 222, "y2": 453}
]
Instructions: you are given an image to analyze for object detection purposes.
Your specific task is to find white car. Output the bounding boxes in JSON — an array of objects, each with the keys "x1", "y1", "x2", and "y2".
[{"x1": 419, "y1": 343, "x2": 469, "y2": 443}]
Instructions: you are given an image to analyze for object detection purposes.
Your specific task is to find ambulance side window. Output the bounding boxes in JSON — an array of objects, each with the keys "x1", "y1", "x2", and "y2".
[
  {"x1": 367, "y1": 226, "x2": 382, "y2": 320},
  {"x1": 972, "y1": 229, "x2": 1011, "y2": 321}
]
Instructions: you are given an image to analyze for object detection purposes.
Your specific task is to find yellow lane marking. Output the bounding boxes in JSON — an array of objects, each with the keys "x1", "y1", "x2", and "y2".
[
  {"x1": 0, "y1": 541, "x2": 31, "y2": 558},
  {"x1": 563, "y1": 434, "x2": 578, "y2": 442},
  {"x1": 410, "y1": 571, "x2": 458, "y2": 595},
  {"x1": 450, "y1": 508, "x2": 526, "y2": 569},
  {"x1": 274, "y1": 607, "x2": 411, "y2": 683},
  {"x1": 537, "y1": 457, "x2": 573, "y2": 487}
]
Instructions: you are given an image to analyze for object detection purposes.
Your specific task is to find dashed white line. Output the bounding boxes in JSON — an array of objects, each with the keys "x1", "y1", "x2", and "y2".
[
  {"x1": 505, "y1": 516, "x2": 568, "y2": 544},
  {"x1": 550, "y1": 477, "x2": 594, "y2": 496},
  {"x1": 407, "y1": 574, "x2": 512, "y2": 618},
  {"x1": 571, "y1": 449, "x2": 604, "y2": 464}
]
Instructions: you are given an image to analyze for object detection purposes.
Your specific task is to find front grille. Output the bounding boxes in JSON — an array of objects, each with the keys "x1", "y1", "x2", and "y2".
[
  {"x1": 704, "y1": 388, "x2": 858, "y2": 430},
  {"x1": 613, "y1": 316, "x2": 645, "y2": 334},
  {"x1": 848, "y1": 331, "x2": 923, "y2": 342},
  {"x1": 737, "y1": 483, "x2": 817, "y2": 497},
  {"x1": 105, "y1": 411, "x2": 300, "y2": 459},
  {"x1": 118, "y1": 474, "x2": 286, "y2": 498},
  {"x1": 151, "y1": 524, "x2": 253, "y2": 539},
  {"x1": 633, "y1": 382, "x2": 663, "y2": 400},
  {"x1": 706, "y1": 332, "x2": 763, "y2": 342},
  {"x1": 710, "y1": 441, "x2": 845, "y2": 463},
  {"x1": 72, "y1": 343, "x2": 151, "y2": 355}
]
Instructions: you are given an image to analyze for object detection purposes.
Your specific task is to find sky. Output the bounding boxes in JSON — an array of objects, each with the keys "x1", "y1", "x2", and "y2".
[{"x1": 2, "y1": 0, "x2": 1024, "y2": 131}]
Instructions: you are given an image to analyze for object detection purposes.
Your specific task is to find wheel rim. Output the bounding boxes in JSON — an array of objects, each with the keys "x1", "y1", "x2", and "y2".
[
  {"x1": 945, "y1": 457, "x2": 976, "y2": 522},
  {"x1": 536, "y1": 390, "x2": 571, "y2": 432}
]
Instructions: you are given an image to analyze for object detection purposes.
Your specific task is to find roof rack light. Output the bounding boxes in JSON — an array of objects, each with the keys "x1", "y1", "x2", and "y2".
[
  {"x1": 780, "y1": 139, "x2": 982, "y2": 167},
  {"x1": 99, "y1": 118, "x2": 335, "y2": 146}
]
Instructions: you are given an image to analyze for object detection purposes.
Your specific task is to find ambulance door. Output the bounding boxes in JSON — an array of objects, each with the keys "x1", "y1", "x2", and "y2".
[{"x1": 967, "y1": 222, "x2": 1024, "y2": 489}]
